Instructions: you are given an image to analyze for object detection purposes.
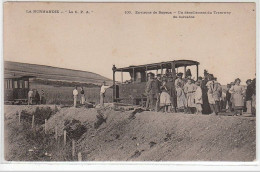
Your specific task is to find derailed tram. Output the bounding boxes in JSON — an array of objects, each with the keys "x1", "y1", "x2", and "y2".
[{"x1": 112, "y1": 60, "x2": 199, "y2": 107}]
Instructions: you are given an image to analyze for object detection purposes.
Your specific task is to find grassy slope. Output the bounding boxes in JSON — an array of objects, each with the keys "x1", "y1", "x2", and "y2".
[
  {"x1": 4, "y1": 61, "x2": 113, "y2": 104},
  {"x1": 4, "y1": 105, "x2": 256, "y2": 161}
]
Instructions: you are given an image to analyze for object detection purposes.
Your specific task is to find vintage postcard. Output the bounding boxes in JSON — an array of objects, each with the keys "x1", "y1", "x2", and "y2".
[{"x1": 1, "y1": 0, "x2": 258, "y2": 171}]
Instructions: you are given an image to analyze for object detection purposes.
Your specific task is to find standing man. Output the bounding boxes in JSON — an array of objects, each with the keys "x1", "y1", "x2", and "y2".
[
  {"x1": 154, "y1": 74, "x2": 162, "y2": 112},
  {"x1": 73, "y1": 86, "x2": 78, "y2": 107},
  {"x1": 245, "y1": 79, "x2": 253, "y2": 114},
  {"x1": 145, "y1": 73, "x2": 156, "y2": 111},
  {"x1": 40, "y1": 89, "x2": 46, "y2": 104},
  {"x1": 201, "y1": 71, "x2": 211, "y2": 114},
  {"x1": 206, "y1": 75, "x2": 222, "y2": 115},
  {"x1": 80, "y1": 87, "x2": 85, "y2": 105},
  {"x1": 100, "y1": 81, "x2": 112, "y2": 107},
  {"x1": 28, "y1": 89, "x2": 34, "y2": 105},
  {"x1": 226, "y1": 84, "x2": 232, "y2": 112},
  {"x1": 35, "y1": 90, "x2": 40, "y2": 105}
]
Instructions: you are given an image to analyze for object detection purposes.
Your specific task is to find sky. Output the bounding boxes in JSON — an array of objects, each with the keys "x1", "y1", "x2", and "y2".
[{"x1": 4, "y1": 2, "x2": 256, "y2": 85}]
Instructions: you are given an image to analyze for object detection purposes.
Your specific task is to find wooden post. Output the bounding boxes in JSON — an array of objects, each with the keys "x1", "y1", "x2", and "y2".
[
  {"x1": 196, "y1": 64, "x2": 199, "y2": 81},
  {"x1": 121, "y1": 70, "x2": 123, "y2": 83},
  {"x1": 161, "y1": 64, "x2": 163, "y2": 74},
  {"x1": 112, "y1": 65, "x2": 116, "y2": 102},
  {"x1": 132, "y1": 68, "x2": 135, "y2": 83},
  {"x1": 145, "y1": 66, "x2": 148, "y2": 81},
  {"x1": 64, "y1": 130, "x2": 67, "y2": 146},
  {"x1": 171, "y1": 62, "x2": 176, "y2": 111},
  {"x1": 55, "y1": 126, "x2": 58, "y2": 141},
  {"x1": 18, "y1": 111, "x2": 21, "y2": 124},
  {"x1": 72, "y1": 139, "x2": 75, "y2": 157},
  {"x1": 184, "y1": 66, "x2": 187, "y2": 78},
  {"x1": 78, "y1": 152, "x2": 82, "y2": 161},
  {"x1": 44, "y1": 119, "x2": 47, "y2": 134},
  {"x1": 32, "y1": 115, "x2": 35, "y2": 129}
]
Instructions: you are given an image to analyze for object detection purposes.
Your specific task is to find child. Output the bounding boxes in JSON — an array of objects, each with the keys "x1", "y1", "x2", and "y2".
[
  {"x1": 176, "y1": 82, "x2": 186, "y2": 112},
  {"x1": 226, "y1": 84, "x2": 232, "y2": 112},
  {"x1": 184, "y1": 79, "x2": 196, "y2": 114},
  {"x1": 160, "y1": 80, "x2": 171, "y2": 113},
  {"x1": 195, "y1": 81, "x2": 203, "y2": 114}
]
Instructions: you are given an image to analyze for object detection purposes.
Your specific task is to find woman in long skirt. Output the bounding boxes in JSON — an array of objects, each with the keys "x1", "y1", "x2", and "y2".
[
  {"x1": 80, "y1": 87, "x2": 85, "y2": 105},
  {"x1": 195, "y1": 81, "x2": 203, "y2": 114},
  {"x1": 229, "y1": 78, "x2": 245, "y2": 116},
  {"x1": 184, "y1": 79, "x2": 197, "y2": 114}
]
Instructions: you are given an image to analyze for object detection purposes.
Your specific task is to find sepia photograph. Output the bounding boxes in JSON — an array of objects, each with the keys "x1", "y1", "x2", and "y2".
[{"x1": 1, "y1": 0, "x2": 258, "y2": 169}]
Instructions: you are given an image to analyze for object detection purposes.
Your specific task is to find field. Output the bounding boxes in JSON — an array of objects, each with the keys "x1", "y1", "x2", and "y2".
[
  {"x1": 4, "y1": 105, "x2": 256, "y2": 161},
  {"x1": 31, "y1": 82, "x2": 113, "y2": 105},
  {"x1": 4, "y1": 61, "x2": 114, "y2": 105}
]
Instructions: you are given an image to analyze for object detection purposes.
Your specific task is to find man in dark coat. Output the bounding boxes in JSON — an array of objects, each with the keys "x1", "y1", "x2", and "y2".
[
  {"x1": 245, "y1": 79, "x2": 254, "y2": 114},
  {"x1": 154, "y1": 74, "x2": 162, "y2": 111},
  {"x1": 35, "y1": 90, "x2": 40, "y2": 105},
  {"x1": 201, "y1": 71, "x2": 211, "y2": 114},
  {"x1": 166, "y1": 77, "x2": 176, "y2": 112},
  {"x1": 226, "y1": 84, "x2": 232, "y2": 112},
  {"x1": 145, "y1": 73, "x2": 157, "y2": 111}
]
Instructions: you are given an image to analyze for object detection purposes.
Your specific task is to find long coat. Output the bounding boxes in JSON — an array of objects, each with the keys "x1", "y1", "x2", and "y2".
[
  {"x1": 206, "y1": 81, "x2": 222, "y2": 104},
  {"x1": 176, "y1": 87, "x2": 187, "y2": 108},
  {"x1": 195, "y1": 86, "x2": 203, "y2": 104},
  {"x1": 201, "y1": 79, "x2": 211, "y2": 114},
  {"x1": 184, "y1": 83, "x2": 197, "y2": 107}
]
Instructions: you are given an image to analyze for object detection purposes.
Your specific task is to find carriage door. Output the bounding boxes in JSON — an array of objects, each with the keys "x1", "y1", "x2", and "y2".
[
  {"x1": 17, "y1": 80, "x2": 24, "y2": 99},
  {"x1": 13, "y1": 80, "x2": 18, "y2": 99}
]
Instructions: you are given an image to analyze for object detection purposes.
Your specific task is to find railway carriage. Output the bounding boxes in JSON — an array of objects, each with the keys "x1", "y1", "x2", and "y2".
[{"x1": 4, "y1": 75, "x2": 35, "y2": 104}]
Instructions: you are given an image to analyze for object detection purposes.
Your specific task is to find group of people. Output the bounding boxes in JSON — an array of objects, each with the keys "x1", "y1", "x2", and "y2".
[
  {"x1": 28, "y1": 89, "x2": 46, "y2": 105},
  {"x1": 145, "y1": 69, "x2": 256, "y2": 116},
  {"x1": 72, "y1": 86, "x2": 86, "y2": 107},
  {"x1": 145, "y1": 70, "x2": 206, "y2": 114},
  {"x1": 225, "y1": 78, "x2": 256, "y2": 116},
  {"x1": 72, "y1": 81, "x2": 112, "y2": 108}
]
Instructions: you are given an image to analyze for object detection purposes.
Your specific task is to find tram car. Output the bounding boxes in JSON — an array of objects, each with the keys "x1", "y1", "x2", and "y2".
[
  {"x1": 4, "y1": 74, "x2": 35, "y2": 104},
  {"x1": 112, "y1": 60, "x2": 200, "y2": 106}
]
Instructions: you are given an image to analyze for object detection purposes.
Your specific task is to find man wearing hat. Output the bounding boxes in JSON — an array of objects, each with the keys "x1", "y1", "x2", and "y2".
[
  {"x1": 73, "y1": 86, "x2": 78, "y2": 107},
  {"x1": 206, "y1": 74, "x2": 222, "y2": 115},
  {"x1": 201, "y1": 73, "x2": 211, "y2": 114},
  {"x1": 245, "y1": 79, "x2": 253, "y2": 114},
  {"x1": 100, "y1": 81, "x2": 112, "y2": 107},
  {"x1": 185, "y1": 69, "x2": 192, "y2": 79},
  {"x1": 145, "y1": 73, "x2": 156, "y2": 111},
  {"x1": 154, "y1": 74, "x2": 162, "y2": 111}
]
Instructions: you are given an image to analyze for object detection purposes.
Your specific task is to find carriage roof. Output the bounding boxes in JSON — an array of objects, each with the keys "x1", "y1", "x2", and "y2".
[
  {"x1": 115, "y1": 60, "x2": 199, "y2": 72},
  {"x1": 4, "y1": 74, "x2": 35, "y2": 79}
]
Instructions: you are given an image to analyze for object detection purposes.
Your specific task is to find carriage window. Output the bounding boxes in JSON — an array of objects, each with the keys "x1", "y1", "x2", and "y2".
[
  {"x1": 24, "y1": 81, "x2": 29, "y2": 88},
  {"x1": 19, "y1": 80, "x2": 23, "y2": 88},
  {"x1": 5, "y1": 80, "x2": 8, "y2": 89},
  {"x1": 8, "y1": 80, "x2": 12, "y2": 89},
  {"x1": 14, "y1": 81, "x2": 18, "y2": 88},
  {"x1": 5, "y1": 80, "x2": 13, "y2": 89},
  {"x1": 9, "y1": 80, "x2": 13, "y2": 88}
]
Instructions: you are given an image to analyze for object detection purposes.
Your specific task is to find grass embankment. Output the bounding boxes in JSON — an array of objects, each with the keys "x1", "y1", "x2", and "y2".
[{"x1": 4, "y1": 105, "x2": 256, "y2": 161}]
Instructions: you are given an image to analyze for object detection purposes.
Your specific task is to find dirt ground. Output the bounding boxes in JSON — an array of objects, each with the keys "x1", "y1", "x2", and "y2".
[{"x1": 4, "y1": 105, "x2": 256, "y2": 161}]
